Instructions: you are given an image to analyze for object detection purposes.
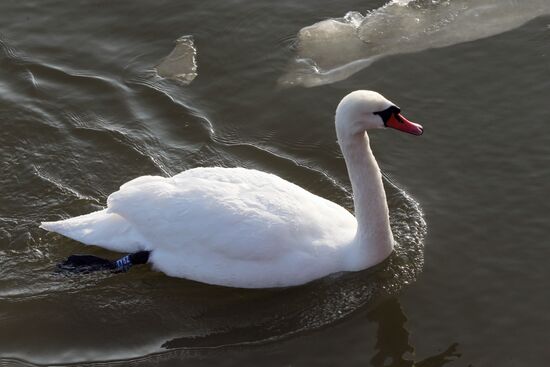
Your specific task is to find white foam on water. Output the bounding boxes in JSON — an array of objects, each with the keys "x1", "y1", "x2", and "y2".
[{"x1": 280, "y1": 0, "x2": 550, "y2": 87}]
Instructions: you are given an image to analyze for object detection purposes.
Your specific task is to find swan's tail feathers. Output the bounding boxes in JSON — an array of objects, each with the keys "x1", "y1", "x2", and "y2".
[{"x1": 40, "y1": 209, "x2": 148, "y2": 253}]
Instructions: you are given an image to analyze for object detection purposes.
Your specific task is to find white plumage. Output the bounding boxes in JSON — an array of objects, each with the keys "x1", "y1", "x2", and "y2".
[{"x1": 41, "y1": 91, "x2": 423, "y2": 288}]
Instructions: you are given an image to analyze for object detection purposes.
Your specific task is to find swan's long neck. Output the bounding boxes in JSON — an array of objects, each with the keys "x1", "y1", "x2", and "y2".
[{"x1": 337, "y1": 130, "x2": 394, "y2": 269}]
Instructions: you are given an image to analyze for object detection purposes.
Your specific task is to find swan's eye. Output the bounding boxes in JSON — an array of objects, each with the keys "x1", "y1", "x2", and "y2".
[{"x1": 374, "y1": 105, "x2": 401, "y2": 126}]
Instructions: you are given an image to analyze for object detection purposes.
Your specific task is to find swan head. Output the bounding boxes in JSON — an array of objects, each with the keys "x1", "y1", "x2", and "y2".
[{"x1": 335, "y1": 90, "x2": 423, "y2": 138}]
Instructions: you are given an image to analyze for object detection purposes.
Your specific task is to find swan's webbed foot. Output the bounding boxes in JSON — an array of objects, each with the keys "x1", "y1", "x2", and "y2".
[
  {"x1": 57, "y1": 254, "x2": 116, "y2": 273},
  {"x1": 112, "y1": 251, "x2": 150, "y2": 273},
  {"x1": 56, "y1": 251, "x2": 150, "y2": 274}
]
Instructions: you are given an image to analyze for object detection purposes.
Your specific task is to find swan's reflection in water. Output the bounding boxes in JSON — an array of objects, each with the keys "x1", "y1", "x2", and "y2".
[
  {"x1": 368, "y1": 297, "x2": 460, "y2": 367},
  {"x1": 156, "y1": 298, "x2": 462, "y2": 367}
]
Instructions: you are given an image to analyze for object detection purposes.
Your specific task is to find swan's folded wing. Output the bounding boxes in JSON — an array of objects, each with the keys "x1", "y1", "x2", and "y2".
[{"x1": 105, "y1": 169, "x2": 356, "y2": 261}]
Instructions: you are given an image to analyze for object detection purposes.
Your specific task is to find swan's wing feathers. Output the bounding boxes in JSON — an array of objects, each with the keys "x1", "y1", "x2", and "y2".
[
  {"x1": 107, "y1": 176, "x2": 210, "y2": 250},
  {"x1": 106, "y1": 168, "x2": 355, "y2": 262}
]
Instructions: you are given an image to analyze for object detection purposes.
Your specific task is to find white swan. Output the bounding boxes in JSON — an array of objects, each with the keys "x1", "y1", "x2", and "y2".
[{"x1": 40, "y1": 91, "x2": 423, "y2": 288}]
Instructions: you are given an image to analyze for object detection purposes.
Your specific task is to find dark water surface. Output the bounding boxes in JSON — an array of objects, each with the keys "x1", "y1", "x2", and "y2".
[{"x1": 1, "y1": 0, "x2": 549, "y2": 366}]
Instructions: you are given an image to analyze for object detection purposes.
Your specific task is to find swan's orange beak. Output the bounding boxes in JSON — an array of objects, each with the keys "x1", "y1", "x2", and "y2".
[{"x1": 386, "y1": 112, "x2": 424, "y2": 136}]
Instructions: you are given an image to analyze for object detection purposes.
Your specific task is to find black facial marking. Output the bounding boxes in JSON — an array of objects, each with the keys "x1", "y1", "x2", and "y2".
[{"x1": 374, "y1": 105, "x2": 401, "y2": 126}]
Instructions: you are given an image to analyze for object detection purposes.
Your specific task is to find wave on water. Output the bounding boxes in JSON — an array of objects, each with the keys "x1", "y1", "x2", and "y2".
[{"x1": 279, "y1": 0, "x2": 550, "y2": 87}]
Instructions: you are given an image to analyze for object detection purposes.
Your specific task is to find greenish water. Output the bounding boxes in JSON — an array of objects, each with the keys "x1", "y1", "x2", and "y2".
[{"x1": 1, "y1": 0, "x2": 549, "y2": 365}]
